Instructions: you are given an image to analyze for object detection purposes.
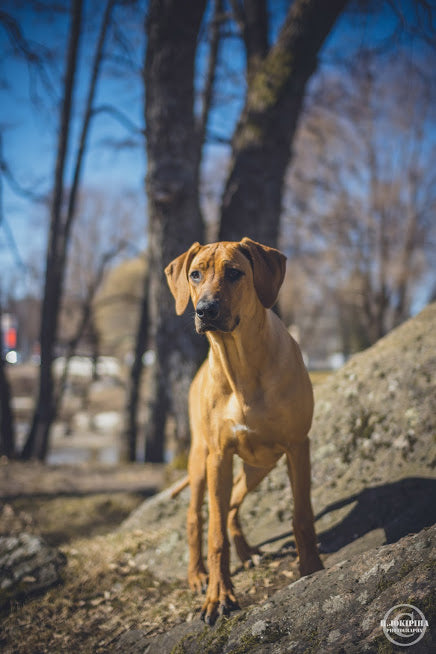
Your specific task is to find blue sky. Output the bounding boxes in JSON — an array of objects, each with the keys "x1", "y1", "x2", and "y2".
[
  {"x1": 0, "y1": 0, "x2": 147, "y2": 291},
  {"x1": 0, "y1": 0, "x2": 434, "y2": 300}
]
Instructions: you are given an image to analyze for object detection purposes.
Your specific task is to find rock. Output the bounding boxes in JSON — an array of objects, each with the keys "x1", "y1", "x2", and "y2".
[
  {"x1": 116, "y1": 305, "x2": 436, "y2": 650},
  {"x1": 236, "y1": 302, "x2": 436, "y2": 555},
  {"x1": 116, "y1": 525, "x2": 435, "y2": 653},
  {"x1": 121, "y1": 304, "x2": 436, "y2": 575},
  {"x1": 119, "y1": 481, "x2": 190, "y2": 580},
  {"x1": 0, "y1": 533, "x2": 66, "y2": 610}
]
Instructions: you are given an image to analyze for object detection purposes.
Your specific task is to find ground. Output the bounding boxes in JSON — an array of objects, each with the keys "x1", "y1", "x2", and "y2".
[
  {"x1": 0, "y1": 374, "x2": 330, "y2": 653},
  {"x1": 0, "y1": 304, "x2": 435, "y2": 653},
  {"x1": 0, "y1": 462, "x2": 304, "y2": 654}
]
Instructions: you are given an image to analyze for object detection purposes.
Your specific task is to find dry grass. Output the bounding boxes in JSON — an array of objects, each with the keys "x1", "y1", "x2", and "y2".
[
  {"x1": 1, "y1": 524, "x2": 301, "y2": 654},
  {"x1": 1, "y1": 529, "x2": 191, "y2": 653},
  {"x1": 0, "y1": 486, "x2": 192, "y2": 653},
  {"x1": 0, "y1": 482, "x2": 302, "y2": 654},
  {"x1": 309, "y1": 370, "x2": 332, "y2": 386}
]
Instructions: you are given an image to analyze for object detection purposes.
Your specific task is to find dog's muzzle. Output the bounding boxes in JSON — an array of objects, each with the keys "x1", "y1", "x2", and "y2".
[
  {"x1": 195, "y1": 298, "x2": 239, "y2": 333},
  {"x1": 195, "y1": 298, "x2": 220, "y2": 332},
  {"x1": 196, "y1": 298, "x2": 219, "y2": 321}
]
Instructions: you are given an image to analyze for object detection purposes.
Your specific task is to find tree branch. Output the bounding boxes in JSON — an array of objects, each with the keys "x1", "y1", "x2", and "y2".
[
  {"x1": 0, "y1": 156, "x2": 47, "y2": 203},
  {"x1": 63, "y1": 0, "x2": 116, "y2": 245},
  {"x1": 197, "y1": 0, "x2": 223, "y2": 147},
  {"x1": 92, "y1": 103, "x2": 144, "y2": 135},
  {"x1": 54, "y1": 237, "x2": 128, "y2": 410},
  {"x1": 228, "y1": 0, "x2": 245, "y2": 33},
  {"x1": 0, "y1": 9, "x2": 57, "y2": 101}
]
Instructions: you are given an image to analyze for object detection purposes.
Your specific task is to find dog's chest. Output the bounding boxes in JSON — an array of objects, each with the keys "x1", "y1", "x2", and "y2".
[
  {"x1": 224, "y1": 395, "x2": 284, "y2": 466},
  {"x1": 230, "y1": 421, "x2": 283, "y2": 466}
]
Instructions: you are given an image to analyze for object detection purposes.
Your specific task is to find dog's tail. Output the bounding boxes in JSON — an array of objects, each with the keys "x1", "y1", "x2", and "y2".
[{"x1": 170, "y1": 475, "x2": 189, "y2": 498}]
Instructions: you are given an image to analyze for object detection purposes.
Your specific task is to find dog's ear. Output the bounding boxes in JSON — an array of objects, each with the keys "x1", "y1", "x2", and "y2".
[
  {"x1": 239, "y1": 237, "x2": 286, "y2": 308},
  {"x1": 165, "y1": 242, "x2": 202, "y2": 315}
]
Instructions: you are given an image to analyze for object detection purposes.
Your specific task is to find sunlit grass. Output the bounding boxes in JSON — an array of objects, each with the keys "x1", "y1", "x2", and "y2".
[{"x1": 309, "y1": 370, "x2": 332, "y2": 386}]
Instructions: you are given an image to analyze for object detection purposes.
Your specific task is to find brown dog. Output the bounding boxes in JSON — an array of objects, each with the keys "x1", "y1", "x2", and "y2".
[{"x1": 165, "y1": 237, "x2": 323, "y2": 625}]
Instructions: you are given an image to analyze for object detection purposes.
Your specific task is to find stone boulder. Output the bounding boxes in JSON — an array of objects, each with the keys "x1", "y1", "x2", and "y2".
[
  {"x1": 114, "y1": 525, "x2": 435, "y2": 653},
  {"x1": 0, "y1": 533, "x2": 66, "y2": 611},
  {"x1": 121, "y1": 304, "x2": 436, "y2": 578},
  {"x1": 115, "y1": 305, "x2": 436, "y2": 651}
]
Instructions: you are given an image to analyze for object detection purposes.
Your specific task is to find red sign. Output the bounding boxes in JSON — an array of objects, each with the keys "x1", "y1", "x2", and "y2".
[{"x1": 5, "y1": 327, "x2": 17, "y2": 349}]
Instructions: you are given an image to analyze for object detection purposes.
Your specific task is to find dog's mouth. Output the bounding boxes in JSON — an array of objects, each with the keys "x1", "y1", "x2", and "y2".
[{"x1": 195, "y1": 315, "x2": 240, "y2": 334}]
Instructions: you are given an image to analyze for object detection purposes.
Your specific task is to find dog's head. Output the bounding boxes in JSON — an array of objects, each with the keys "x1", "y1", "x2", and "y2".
[{"x1": 165, "y1": 238, "x2": 286, "y2": 334}]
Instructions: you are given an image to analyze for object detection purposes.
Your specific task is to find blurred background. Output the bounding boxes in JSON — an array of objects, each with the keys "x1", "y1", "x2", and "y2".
[{"x1": 0, "y1": 0, "x2": 435, "y2": 466}]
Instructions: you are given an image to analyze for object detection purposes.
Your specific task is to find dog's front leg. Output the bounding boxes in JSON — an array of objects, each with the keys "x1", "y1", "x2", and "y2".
[
  {"x1": 187, "y1": 444, "x2": 208, "y2": 593},
  {"x1": 201, "y1": 448, "x2": 240, "y2": 625}
]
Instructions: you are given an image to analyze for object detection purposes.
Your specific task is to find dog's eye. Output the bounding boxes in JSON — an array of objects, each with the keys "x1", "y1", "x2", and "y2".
[
  {"x1": 190, "y1": 270, "x2": 202, "y2": 282},
  {"x1": 226, "y1": 268, "x2": 243, "y2": 282}
]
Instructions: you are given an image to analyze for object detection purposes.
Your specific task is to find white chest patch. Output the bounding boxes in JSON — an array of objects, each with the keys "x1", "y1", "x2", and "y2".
[{"x1": 231, "y1": 423, "x2": 253, "y2": 437}]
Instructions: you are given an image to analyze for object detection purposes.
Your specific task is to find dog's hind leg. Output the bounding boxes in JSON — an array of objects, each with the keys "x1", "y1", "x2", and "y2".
[
  {"x1": 228, "y1": 462, "x2": 275, "y2": 567},
  {"x1": 285, "y1": 438, "x2": 323, "y2": 576}
]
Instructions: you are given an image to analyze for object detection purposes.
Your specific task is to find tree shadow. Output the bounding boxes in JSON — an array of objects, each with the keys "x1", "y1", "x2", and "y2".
[{"x1": 258, "y1": 477, "x2": 436, "y2": 554}]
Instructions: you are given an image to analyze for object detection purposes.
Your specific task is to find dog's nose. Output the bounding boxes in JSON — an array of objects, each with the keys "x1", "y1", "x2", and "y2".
[{"x1": 196, "y1": 298, "x2": 220, "y2": 321}]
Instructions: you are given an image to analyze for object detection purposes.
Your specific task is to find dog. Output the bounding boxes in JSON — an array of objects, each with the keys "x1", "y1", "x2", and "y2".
[{"x1": 165, "y1": 237, "x2": 323, "y2": 625}]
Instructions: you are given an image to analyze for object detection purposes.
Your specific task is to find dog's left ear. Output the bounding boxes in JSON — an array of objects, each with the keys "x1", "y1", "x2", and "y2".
[
  {"x1": 165, "y1": 242, "x2": 202, "y2": 315},
  {"x1": 239, "y1": 237, "x2": 286, "y2": 308}
]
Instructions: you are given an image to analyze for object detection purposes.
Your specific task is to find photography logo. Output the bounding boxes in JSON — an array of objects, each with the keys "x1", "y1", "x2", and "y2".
[{"x1": 381, "y1": 604, "x2": 428, "y2": 647}]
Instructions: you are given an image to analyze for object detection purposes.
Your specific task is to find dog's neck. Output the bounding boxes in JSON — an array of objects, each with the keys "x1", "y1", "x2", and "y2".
[{"x1": 206, "y1": 304, "x2": 275, "y2": 399}]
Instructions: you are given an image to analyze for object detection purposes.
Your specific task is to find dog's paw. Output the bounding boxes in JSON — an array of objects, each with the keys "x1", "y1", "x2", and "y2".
[
  {"x1": 200, "y1": 592, "x2": 240, "y2": 626},
  {"x1": 188, "y1": 569, "x2": 208, "y2": 594}
]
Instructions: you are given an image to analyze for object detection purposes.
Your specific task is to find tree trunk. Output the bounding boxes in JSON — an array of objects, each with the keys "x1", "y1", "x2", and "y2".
[
  {"x1": 22, "y1": 0, "x2": 113, "y2": 460},
  {"x1": 235, "y1": 0, "x2": 269, "y2": 77},
  {"x1": 143, "y1": 0, "x2": 207, "y2": 462},
  {"x1": 219, "y1": 0, "x2": 348, "y2": 247},
  {"x1": 123, "y1": 267, "x2": 149, "y2": 462},
  {"x1": 22, "y1": 0, "x2": 83, "y2": 460},
  {"x1": 0, "y1": 303, "x2": 15, "y2": 458},
  {"x1": 392, "y1": 164, "x2": 421, "y2": 328},
  {"x1": 0, "y1": 364, "x2": 15, "y2": 458}
]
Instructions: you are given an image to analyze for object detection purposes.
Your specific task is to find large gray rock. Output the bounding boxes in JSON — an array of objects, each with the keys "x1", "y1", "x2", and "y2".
[
  {"x1": 121, "y1": 304, "x2": 436, "y2": 577},
  {"x1": 0, "y1": 533, "x2": 66, "y2": 610},
  {"x1": 115, "y1": 525, "x2": 435, "y2": 653}
]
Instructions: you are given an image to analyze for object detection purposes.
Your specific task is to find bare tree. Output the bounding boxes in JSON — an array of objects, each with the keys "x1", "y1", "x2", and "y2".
[
  {"x1": 218, "y1": 0, "x2": 348, "y2": 247},
  {"x1": 282, "y1": 51, "x2": 436, "y2": 354},
  {"x1": 141, "y1": 0, "x2": 224, "y2": 462},
  {"x1": 139, "y1": 0, "x2": 349, "y2": 462},
  {"x1": 60, "y1": 189, "x2": 139, "y2": 461},
  {"x1": 127, "y1": 0, "x2": 221, "y2": 462},
  {"x1": 140, "y1": 0, "x2": 349, "y2": 462},
  {"x1": 56, "y1": 198, "x2": 132, "y2": 413},
  {"x1": 22, "y1": 0, "x2": 116, "y2": 460},
  {"x1": 123, "y1": 264, "x2": 149, "y2": 462}
]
